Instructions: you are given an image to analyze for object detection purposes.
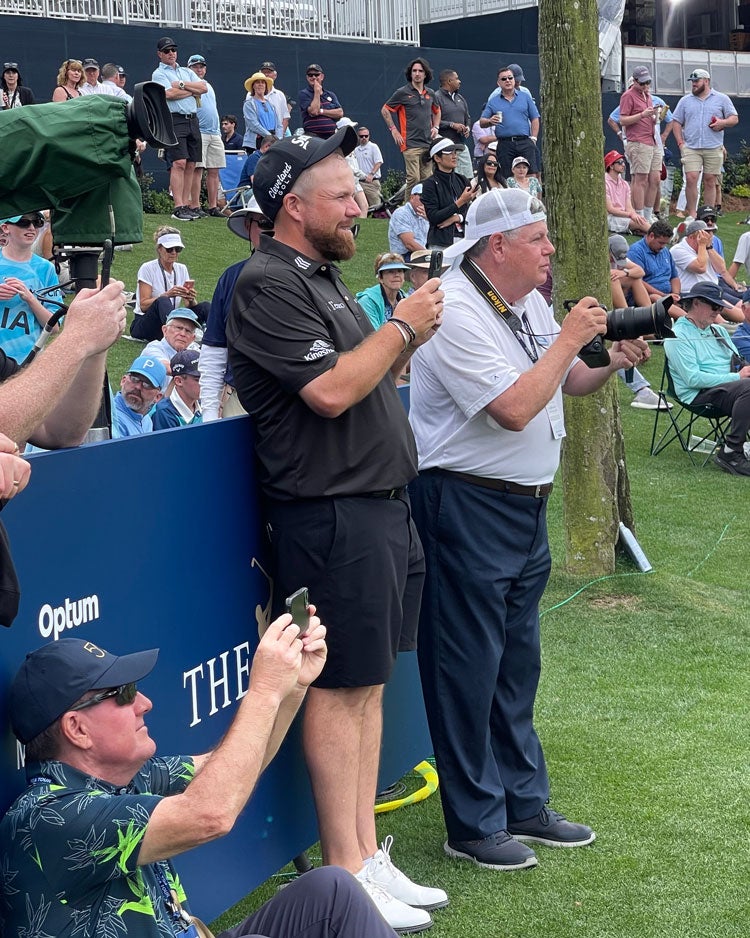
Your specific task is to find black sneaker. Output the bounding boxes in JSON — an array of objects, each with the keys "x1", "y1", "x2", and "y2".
[
  {"x1": 206, "y1": 207, "x2": 225, "y2": 217},
  {"x1": 444, "y1": 830, "x2": 537, "y2": 870},
  {"x1": 508, "y1": 807, "x2": 596, "y2": 847},
  {"x1": 171, "y1": 206, "x2": 194, "y2": 221},
  {"x1": 189, "y1": 207, "x2": 207, "y2": 218},
  {"x1": 714, "y1": 449, "x2": 750, "y2": 476}
]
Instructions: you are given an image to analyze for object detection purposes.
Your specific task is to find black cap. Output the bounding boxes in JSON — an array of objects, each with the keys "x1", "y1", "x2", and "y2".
[
  {"x1": 697, "y1": 204, "x2": 717, "y2": 222},
  {"x1": 253, "y1": 125, "x2": 357, "y2": 221},
  {"x1": 680, "y1": 281, "x2": 734, "y2": 309},
  {"x1": 259, "y1": 61, "x2": 276, "y2": 70},
  {"x1": 82, "y1": 58, "x2": 99, "y2": 69},
  {"x1": 306, "y1": 63, "x2": 323, "y2": 74},
  {"x1": 9, "y1": 638, "x2": 158, "y2": 744},
  {"x1": 116, "y1": 65, "x2": 126, "y2": 75},
  {"x1": 157, "y1": 36, "x2": 177, "y2": 51},
  {"x1": 170, "y1": 349, "x2": 201, "y2": 377}
]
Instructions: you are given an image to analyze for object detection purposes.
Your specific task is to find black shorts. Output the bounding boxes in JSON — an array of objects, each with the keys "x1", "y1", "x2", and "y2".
[
  {"x1": 265, "y1": 494, "x2": 425, "y2": 689},
  {"x1": 167, "y1": 114, "x2": 201, "y2": 163}
]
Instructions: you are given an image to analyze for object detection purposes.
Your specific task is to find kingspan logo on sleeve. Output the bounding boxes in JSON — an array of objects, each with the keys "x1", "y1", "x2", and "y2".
[{"x1": 304, "y1": 339, "x2": 335, "y2": 361}]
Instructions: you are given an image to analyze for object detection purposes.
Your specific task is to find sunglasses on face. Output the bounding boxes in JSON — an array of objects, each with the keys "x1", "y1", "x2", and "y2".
[
  {"x1": 499, "y1": 76, "x2": 515, "y2": 82},
  {"x1": 359, "y1": 134, "x2": 369, "y2": 138},
  {"x1": 307, "y1": 72, "x2": 321, "y2": 78},
  {"x1": 68, "y1": 682, "x2": 138, "y2": 712},
  {"x1": 11, "y1": 216, "x2": 44, "y2": 229},
  {"x1": 485, "y1": 160, "x2": 498, "y2": 167},
  {"x1": 637, "y1": 80, "x2": 651, "y2": 85},
  {"x1": 162, "y1": 245, "x2": 183, "y2": 253},
  {"x1": 125, "y1": 374, "x2": 158, "y2": 390},
  {"x1": 162, "y1": 47, "x2": 177, "y2": 53}
]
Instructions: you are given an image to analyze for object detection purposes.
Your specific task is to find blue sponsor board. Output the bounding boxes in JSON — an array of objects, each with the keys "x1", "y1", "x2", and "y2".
[{"x1": 0, "y1": 417, "x2": 431, "y2": 921}]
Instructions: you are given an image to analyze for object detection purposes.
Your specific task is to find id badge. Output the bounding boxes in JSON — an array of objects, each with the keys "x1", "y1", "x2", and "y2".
[{"x1": 545, "y1": 398, "x2": 566, "y2": 440}]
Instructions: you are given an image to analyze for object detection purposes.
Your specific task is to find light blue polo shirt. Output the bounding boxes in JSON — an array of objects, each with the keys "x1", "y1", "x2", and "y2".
[{"x1": 151, "y1": 62, "x2": 201, "y2": 115}]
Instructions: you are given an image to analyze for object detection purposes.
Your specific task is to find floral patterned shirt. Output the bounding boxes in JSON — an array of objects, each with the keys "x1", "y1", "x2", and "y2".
[{"x1": 0, "y1": 756, "x2": 195, "y2": 938}]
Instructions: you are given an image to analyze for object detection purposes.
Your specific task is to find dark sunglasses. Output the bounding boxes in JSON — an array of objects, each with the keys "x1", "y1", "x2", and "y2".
[
  {"x1": 307, "y1": 71, "x2": 321, "y2": 77},
  {"x1": 162, "y1": 245, "x2": 183, "y2": 253},
  {"x1": 485, "y1": 160, "x2": 498, "y2": 167},
  {"x1": 708, "y1": 302, "x2": 724, "y2": 312},
  {"x1": 358, "y1": 133, "x2": 369, "y2": 138},
  {"x1": 11, "y1": 216, "x2": 44, "y2": 229},
  {"x1": 499, "y1": 76, "x2": 515, "y2": 81},
  {"x1": 162, "y1": 46, "x2": 177, "y2": 53},
  {"x1": 637, "y1": 79, "x2": 651, "y2": 85},
  {"x1": 69, "y1": 682, "x2": 138, "y2": 712}
]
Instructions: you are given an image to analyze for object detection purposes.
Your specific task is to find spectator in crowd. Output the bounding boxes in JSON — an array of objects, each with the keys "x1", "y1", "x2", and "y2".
[
  {"x1": 298, "y1": 63, "x2": 343, "y2": 140},
  {"x1": 152, "y1": 348, "x2": 203, "y2": 429},
  {"x1": 0, "y1": 212, "x2": 59, "y2": 365},
  {"x1": 475, "y1": 151, "x2": 506, "y2": 193},
  {"x1": 670, "y1": 220, "x2": 744, "y2": 312},
  {"x1": 471, "y1": 119, "x2": 496, "y2": 167},
  {"x1": 506, "y1": 155, "x2": 542, "y2": 196},
  {"x1": 114, "y1": 64, "x2": 127, "y2": 90},
  {"x1": 388, "y1": 183, "x2": 429, "y2": 260},
  {"x1": 666, "y1": 281, "x2": 750, "y2": 475},
  {"x1": 434, "y1": 69, "x2": 473, "y2": 178},
  {"x1": 78, "y1": 58, "x2": 102, "y2": 94},
  {"x1": 696, "y1": 204, "x2": 725, "y2": 257},
  {"x1": 382, "y1": 57, "x2": 440, "y2": 197},
  {"x1": 151, "y1": 37, "x2": 207, "y2": 222},
  {"x1": 728, "y1": 229, "x2": 750, "y2": 283},
  {"x1": 51, "y1": 59, "x2": 84, "y2": 101},
  {"x1": 141, "y1": 309, "x2": 201, "y2": 391},
  {"x1": 406, "y1": 249, "x2": 437, "y2": 291},
  {"x1": 129, "y1": 227, "x2": 210, "y2": 341},
  {"x1": 227, "y1": 126, "x2": 446, "y2": 933},
  {"x1": 0, "y1": 281, "x2": 126, "y2": 449},
  {"x1": 243, "y1": 71, "x2": 281, "y2": 151},
  {"x1": 336, "y1": 118, "x2": 369, "y2": 218},
  {"x1": 672, "y1": 69, "x2": 738, "y2": 221},
  {"x1": 99, "y1": 62, "x2": 131, "y2": 100},
  {"x1": 186, "y1": 54, "x2": 226, "y2": 217},
  {"x1": 604, "y1": 150, "x2": 649, "y2": 234},
  {"x1": 258, "y1": 60, "x2": 289, "y2": 138},
  {"x1": 234, "y1": 135, "x2": 275, "y2": 201},
  {"x1": 408, "y1": 189, "x2": 646, "y2": 874},
  {"x1": 1, "y1": 62, "x2": 34, "y2": 108},
  {"x1": 618, "y1": 65, "x2": 663, "y2": 224},
  {"x1": 200, "y1": 200, "x2": 270, "y2": 421},
  {"x1": 480, "y1": 65, "x2": 540, "y2": 179},
  {"x1": 112, "y1": 355, "x2": 166, "y2": 437},
  {"x1": 354, "y1": 125, "x2": 384, "y2": 207},
  {"x1": 627, "y1": 219, "x2": 683, "y2": 306},
  {"x1": 421, "y1": 137, "x2": 476, "y2": 249},
  {"x1": 507, "y1": 62, "x2": 533, "y2": 98},
  {"x1": 0, "y1": 627, "x2": 404, "y2": 938},
  {"x1": 608, "y1": 234, "x2": 651, "y2": 308},
  {"x1": 733, "y1": 289, "x2": 750, "y2": 361},
  {"x1": 356, "y1": 253, "x2": 411, "y2": 329},
  {"x1": 221, "y1": 113, "x2": 244, "y2": 149}
]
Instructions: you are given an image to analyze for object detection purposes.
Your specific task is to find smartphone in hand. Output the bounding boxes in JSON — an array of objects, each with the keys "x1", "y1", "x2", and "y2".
[{"x1": 285, "y1": 587, "x2": 310, "y2": 637}]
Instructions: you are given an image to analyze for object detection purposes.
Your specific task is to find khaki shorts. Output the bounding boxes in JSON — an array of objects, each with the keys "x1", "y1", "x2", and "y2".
[
  {"x1": 625, "y1": 140, "x2": 662, "y2": 174},
  {"x1": 681, "y1": 146, "x2": 723, "y2": 175},
  {"x1": 201, "y1": 133, "x2": 227, "y2": 169}
]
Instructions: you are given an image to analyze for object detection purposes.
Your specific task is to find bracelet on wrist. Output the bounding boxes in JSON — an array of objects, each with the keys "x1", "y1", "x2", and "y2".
[
  {"x1": 391, "y1": 317, "x2": 417, "y2": 343},
  {"x1": 388, "y1": 319, "x2": 410, "y2": 351}
]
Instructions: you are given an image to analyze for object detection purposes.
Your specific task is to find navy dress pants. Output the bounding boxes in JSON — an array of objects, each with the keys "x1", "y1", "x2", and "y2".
[{"x1": 410, "y1": 470, "x2": 551, "y2": 842}]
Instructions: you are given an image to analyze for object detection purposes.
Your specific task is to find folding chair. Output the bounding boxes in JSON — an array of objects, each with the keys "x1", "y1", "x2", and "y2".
[{"x1": 650, "y1": 355, "x2": 731, "y2": 466}]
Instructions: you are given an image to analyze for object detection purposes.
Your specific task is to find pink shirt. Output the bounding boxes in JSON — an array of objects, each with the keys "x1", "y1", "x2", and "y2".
[
  {"x1": 605, "y1": 173, "x2": 631, "y2": 212},
  {"x1": 619, "y1": 86, "x2": 656, "y2": 146}
]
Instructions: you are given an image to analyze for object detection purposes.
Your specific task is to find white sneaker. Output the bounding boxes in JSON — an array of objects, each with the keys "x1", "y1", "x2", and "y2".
[
  {"x1": 362, "y1": 835, "x2": 449, "y2": 910},
  {"x1": 631, "y1": 388, "x2": 672, "y2": 410},
  {"x1": 356, "y1": 869, "x2": 433, "y2": 933}
]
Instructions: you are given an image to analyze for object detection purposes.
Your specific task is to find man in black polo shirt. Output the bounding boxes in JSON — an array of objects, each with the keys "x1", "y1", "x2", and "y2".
[{"x1": 227, "y1": 126, "x2": 447, "y2": 934}]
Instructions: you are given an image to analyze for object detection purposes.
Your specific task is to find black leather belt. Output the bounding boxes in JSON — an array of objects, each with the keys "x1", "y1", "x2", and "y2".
[
  {"x1": 499, "y1": 134, "x2": 530, "y2": 142},
  {"x1": 173, "y1": 113, "x2": 196, "y2": 120},
  {"x1": 360, "y1": 487, "x2": 406, "y2": 499},
  {"x1": 432, "y1": 468, "x2": 552, "y2": 498}
]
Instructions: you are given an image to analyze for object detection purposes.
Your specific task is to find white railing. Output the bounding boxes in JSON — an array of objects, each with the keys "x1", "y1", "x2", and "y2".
[
  {"x1": 418, "y1": 0, "x2": 536, "y2": 23},
  {"x1": 625, "y1": 45, "x2": 750, "y2": 97},
  {"x1": 0, "y1": 0, "x2": 420, "y2": 44}
]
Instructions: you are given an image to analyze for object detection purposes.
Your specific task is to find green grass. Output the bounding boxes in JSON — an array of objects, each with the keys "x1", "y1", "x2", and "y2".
[{"x1": 200, "y1": 214, "x2": 750, "y2": 937}]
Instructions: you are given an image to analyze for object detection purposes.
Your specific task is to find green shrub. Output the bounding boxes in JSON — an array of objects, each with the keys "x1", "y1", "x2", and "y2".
[
  {"x1": 140, "y1": 172, "x2": 173, "y2": 214},
  {"x1": 730, "y1": 183, "x2": 750, "y2": 199},
  {"x1": 381, "y1": 168, "x2": 405, "y2": 201}
]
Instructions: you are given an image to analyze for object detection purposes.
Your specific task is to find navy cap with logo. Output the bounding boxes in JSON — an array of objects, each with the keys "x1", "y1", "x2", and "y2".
[
  {"x1": 680, "y1": 281, "x2": 734, "y2": 309},
  {"x1": 9, "y1": 638, "x2": 158, "y2": 744},
  {"x1": 170, "y1": 349, "x2": 201, "y2": 378},
  {"x1": 157, "y1": 36, "x2": 177, "y2": 51},
  {"x1": 252, "y1": 125, "x2": 357, "y2": 221},
  {"x1": 82, "y1": 58, "x2": 99, "y2": 70},
  {"x1": 259, "y1": 61, "x2": 276, "y2": 71}
]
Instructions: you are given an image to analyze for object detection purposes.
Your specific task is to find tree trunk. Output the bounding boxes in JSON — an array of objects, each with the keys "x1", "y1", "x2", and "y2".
[{"x1": 539, "y1": 0, "x2": 635, "y2": 574}]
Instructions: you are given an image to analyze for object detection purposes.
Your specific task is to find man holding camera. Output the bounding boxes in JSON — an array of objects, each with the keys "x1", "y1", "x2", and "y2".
[{"x1": 408, "y1": 188, "x2": 648, "y2": 871}]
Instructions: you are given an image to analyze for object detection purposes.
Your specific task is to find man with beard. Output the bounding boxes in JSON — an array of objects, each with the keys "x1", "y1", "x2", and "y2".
[
  {"x1": 227, "y1": 127, "x2": 447, "y2": 933},
  {"x1": 671, "y1": 68, "x2": 737, "y2": 221},
  {"x1": 112, "y1": 355, "x2": 165, "y2": 437}
]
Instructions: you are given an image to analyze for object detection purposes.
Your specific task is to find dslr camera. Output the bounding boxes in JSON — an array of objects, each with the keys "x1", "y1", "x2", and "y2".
[{"x1": 575, "y1": 297, "x2": 675, "y2": 368}]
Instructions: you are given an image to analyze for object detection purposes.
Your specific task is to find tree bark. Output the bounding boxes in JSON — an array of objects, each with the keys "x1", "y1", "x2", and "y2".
[{"x1": 539, "y1": 0, "x2": 635, "y2": 573}]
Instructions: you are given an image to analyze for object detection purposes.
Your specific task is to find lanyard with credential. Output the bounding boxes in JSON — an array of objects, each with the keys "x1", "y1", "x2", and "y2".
[
  {"x1": 459, "y1": 258, "x2": 540, "y2": 363},
  {"x1": 154, "y1": 861, "x2": 200, "y2": 937}
]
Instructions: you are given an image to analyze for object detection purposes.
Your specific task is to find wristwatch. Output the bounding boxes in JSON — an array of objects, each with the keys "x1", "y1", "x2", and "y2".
[{"x1": 178, "y1": 81, "x2": 185, "y2": 90}]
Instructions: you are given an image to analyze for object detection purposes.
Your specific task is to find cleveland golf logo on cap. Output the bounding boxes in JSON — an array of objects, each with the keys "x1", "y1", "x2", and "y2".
[{"x1": 269, "y1": 162, "x2": 293, "y2": 199}]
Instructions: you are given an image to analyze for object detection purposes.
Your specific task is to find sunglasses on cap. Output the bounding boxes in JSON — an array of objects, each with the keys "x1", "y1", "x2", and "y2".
[
  {"x1": 10, "y1": 216, "x2": 45, "y2": 229},
  {"x1": 68, "y1": 682, "x2": 138, "y2": 712},
  {"x1": 3, "y1": 63, "x2": 19, "y2": 71}
]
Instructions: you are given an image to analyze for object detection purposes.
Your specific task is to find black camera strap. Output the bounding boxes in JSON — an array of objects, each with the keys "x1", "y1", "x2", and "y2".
[{"x1": 459, "y1": 258, "x2": 539, "y2": 363}]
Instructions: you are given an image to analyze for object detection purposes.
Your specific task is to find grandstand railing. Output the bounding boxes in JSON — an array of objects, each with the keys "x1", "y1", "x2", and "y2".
[
  {"x1": 418, "y1": 0, "x2": 536, "y2": 22},
  {"x1": 0, "y1": 0, "x2": 420, "y2": 44}
]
